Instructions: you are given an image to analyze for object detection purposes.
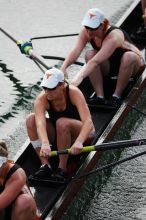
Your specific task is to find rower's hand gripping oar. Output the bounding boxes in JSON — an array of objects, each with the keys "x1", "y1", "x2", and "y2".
[{"x1": 50, "y1": 138, "x2": 146, "y2": 157}]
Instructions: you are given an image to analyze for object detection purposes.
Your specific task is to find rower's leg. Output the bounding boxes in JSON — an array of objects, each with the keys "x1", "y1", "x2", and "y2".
[
  {"x1": 56, "y1": 118, "x2": 82, "y2": 171},
  {"x1": 11, "y1": 194, "x2": 37, "y2": 220},
  {"x1": 113, "y1": 52, "x2": 144, "y2": 97},
  {"x1": 26, "y1": 113, "x2": 55, "y2": 165},
  {"x1": 85, "y1": 49, "x2": 110, "y2": 98}
]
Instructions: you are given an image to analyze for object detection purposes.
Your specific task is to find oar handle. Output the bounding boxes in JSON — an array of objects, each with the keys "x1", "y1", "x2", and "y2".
[
  {"x1": 50, "y1": 146, "x2": 95, "y2": 156},
  {"x1": 50, "y1": 138, "x2": 146, "y2": 157}
]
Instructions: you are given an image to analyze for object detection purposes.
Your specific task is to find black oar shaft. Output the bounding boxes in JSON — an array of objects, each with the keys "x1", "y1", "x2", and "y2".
[
  {"x1": 77, "y1": 150, "x2": 146, "y2": 180},
  {"x1": 94, "y1": 138, "x2": 146, "y2": 151},
  {"x1": 0, "y1": 28, "x2": 17, "y2": 44},
  {"x1": 31, "y1": 33, "x2": 78, "y2": 41},
  {"x1": 50, "y1": 138, "x2": 146, "y2": 156},
  {"x1": 128, "y1": 104, "x2": 146, "y2": 116},
  {"x1": 29, "y1": 50, "x2": 50, "y2": 69},
  {"x1": 0, "y1": 28, "x2": 50, "y2": 70},
  {"x1": 42, "y1": 55, "x2": 84, "y2": 66}
]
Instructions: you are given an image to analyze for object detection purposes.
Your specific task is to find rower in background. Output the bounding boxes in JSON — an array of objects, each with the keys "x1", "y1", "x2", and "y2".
[{"x1": 61, "y1": 8, "x2": 145, "y2": 108}]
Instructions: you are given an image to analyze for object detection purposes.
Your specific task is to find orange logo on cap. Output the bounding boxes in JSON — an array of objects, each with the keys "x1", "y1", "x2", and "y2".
[
  {"x1": 45, "y1": 71, "x2": 52, "y2": 79},
  {"x1": 89, "y1": 13, "x2": 96, "y2": 19}
]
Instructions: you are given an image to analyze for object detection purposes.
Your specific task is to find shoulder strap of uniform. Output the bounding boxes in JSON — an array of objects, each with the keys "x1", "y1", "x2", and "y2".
[
  {"x1": 103, "y1": 26, "x2": 119, "y2": 40},
  {"x1": 65, "y1": 81, "x2": 70, "y2": 102},
  {"x1": 103, "y1": 25, "x2": 133, "y2": 43},
  {"x1": 3, "y1": 164, "x2": 21, "y2": 186}
]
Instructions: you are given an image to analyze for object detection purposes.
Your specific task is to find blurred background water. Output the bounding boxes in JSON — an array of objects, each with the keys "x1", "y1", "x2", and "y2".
[{"x1": 1, "y1": 0, "x2": 146, "y2": 219}]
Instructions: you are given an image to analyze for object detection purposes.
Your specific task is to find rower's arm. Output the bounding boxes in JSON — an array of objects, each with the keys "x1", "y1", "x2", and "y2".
[
  {"x1": 69, "y1": 86, "x2": 95, "y2": 153},
  {"x1": 61, "y1": 29, "x2": 88, "y2": 75},
  {"x1": 0, "y1": 168, "x2": 26, "y2": 210},
  {"x1": 34, "y1": 93, "x2": 50, "y2": 147},
  {"x1": 71, "y1": 30, "x2": 123, "y2": 86}
]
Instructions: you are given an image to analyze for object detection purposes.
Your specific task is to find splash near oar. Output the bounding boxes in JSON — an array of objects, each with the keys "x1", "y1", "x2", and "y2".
[{"x1": 50, "y1": 138, "x2": 146, "y2": 156}]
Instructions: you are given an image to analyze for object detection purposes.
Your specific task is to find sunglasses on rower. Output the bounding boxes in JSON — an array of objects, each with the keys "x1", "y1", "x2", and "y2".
[
  {"x1": 85, "y1": 24, "x2": 102, "y2": 31},
  {"x1": 43, "y1": 82, "x2": 62, "y2": 92},
  {"x1": 43, "y1": 86, "x2": 58, "y2": 91}
]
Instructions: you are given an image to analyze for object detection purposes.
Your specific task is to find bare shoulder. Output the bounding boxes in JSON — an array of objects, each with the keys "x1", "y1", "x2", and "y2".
[
  {"x1": 69, "y1": 84, "x2": 83, "y2": 96},
  {"x1": 35, "y1": 90, "x2": 45, "y2": 101},
  {"x1": 6, "y1": 164, "x2": 26, "y2": 186},
  {"x1": 109, "y1": 28, "x2": 124, "y2": 41},
  {"x1": 34, "y1": 91, "x2": 47, "y2": 106},
  {"x1": 68, "y1": 84, "x2": 86, "y2": 104},
  {"x1": 79, "y1": 27, "x2": 89, "y2": 41},
  {"x1": 104, "y1": 28, "x2": 124, "y2": 47}
]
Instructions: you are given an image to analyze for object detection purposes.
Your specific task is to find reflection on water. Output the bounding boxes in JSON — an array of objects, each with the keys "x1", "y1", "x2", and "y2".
[{"x1": 0, "y1": 60, "x2": 41, "y2": 124}]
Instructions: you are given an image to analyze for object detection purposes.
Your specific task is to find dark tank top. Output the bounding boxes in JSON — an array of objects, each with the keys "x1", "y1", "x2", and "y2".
[
  {"x1": 90, "y1": 26, "x2": 133, "y2": 51},
  {"x1": 48, "y1": 83, "x2": 80, "y2": 121},
  {"x1": 0, "y1": 163, "x2": 20, "y2": 192},
  {"x1": 104, "y1": 26, "x2": 133, "y2": 64},
  {"x1": 90, "y1": 26, "x2": 135, "y2": 76}
]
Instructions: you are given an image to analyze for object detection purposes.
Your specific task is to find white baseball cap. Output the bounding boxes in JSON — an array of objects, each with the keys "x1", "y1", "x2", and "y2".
[
  {"x1": 40, "y1": 68, "x2": 64, "y2": 89},
  {"x1": 82, "y1": 8, "x2": 105, "y2": 29}
]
